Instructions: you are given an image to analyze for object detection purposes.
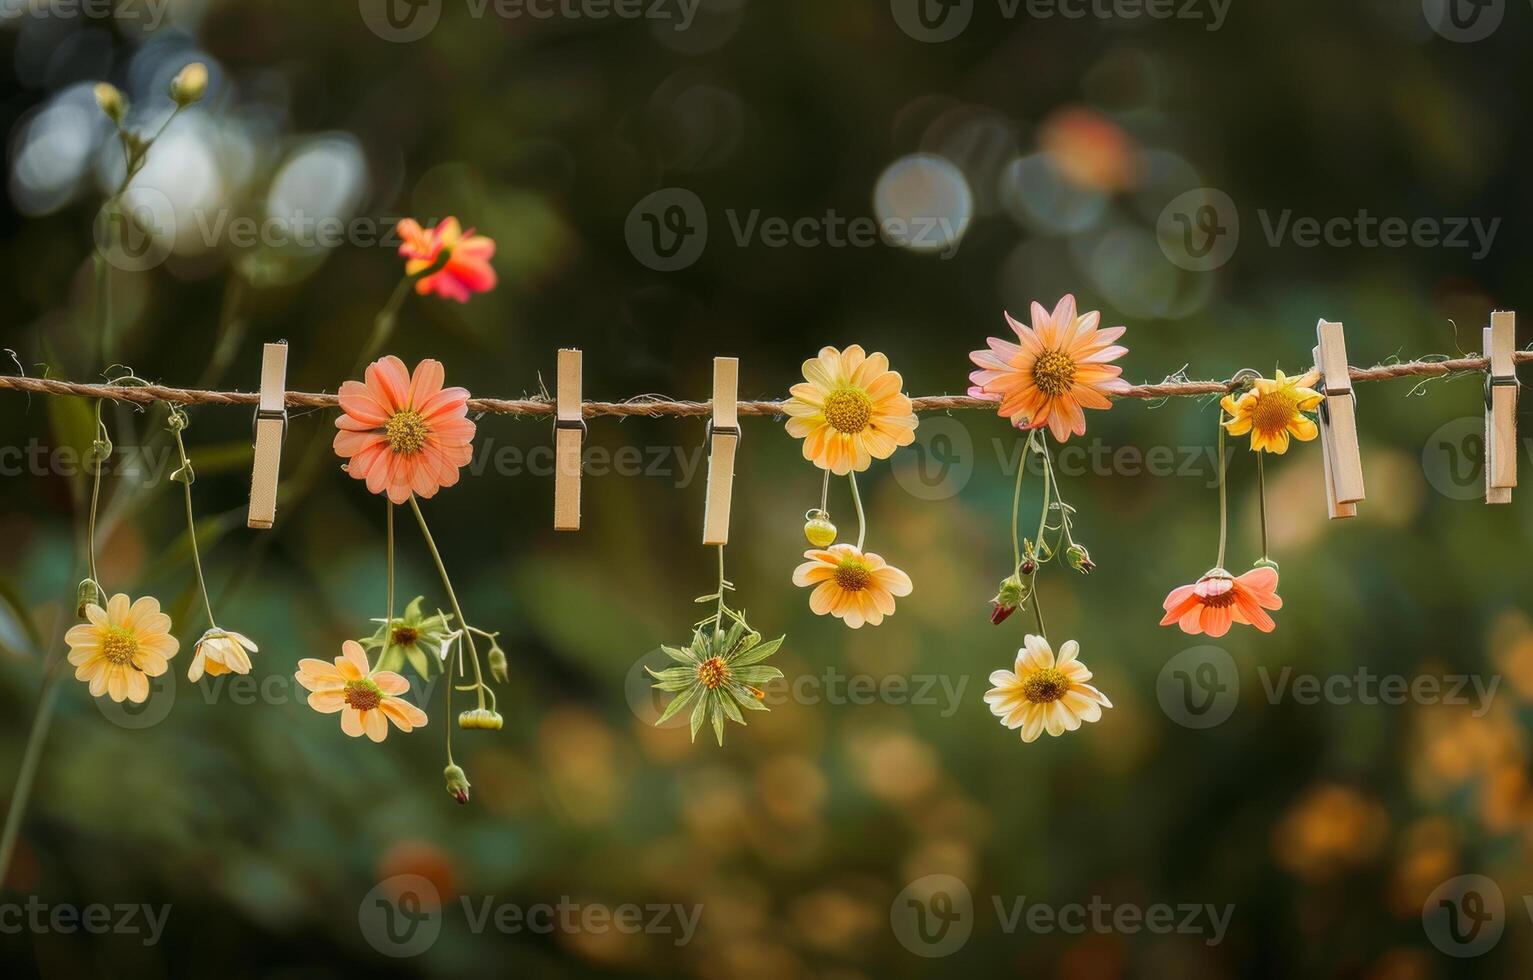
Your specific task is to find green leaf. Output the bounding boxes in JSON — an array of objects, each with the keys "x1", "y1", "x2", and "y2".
[
  {"x1": 717, "y1": 689, "x2": 744, "y2": 725},
  {"x1": 710, "y1": 700, "x2": 725, "y2": 745},
  {"x1": 689, "y1": 689, "x2": 709, "y2": 740},
  {"x1": 727, "y1": 684, "x2": 769, "y2": 711},
  {"x1": 654, "y1": 684, "x2": 700, "y2": 727},
  {"x1": 647, "y1": 666, "x2": 697, "y2": 692},
  {"x1": 729, "y1": 635, "x2": 784, "y2": 666},
  {"x1": 661, "y1": 645, "x2": 696, "y2": 665},
  {"x1": 731, "y1": 665, "x2": 783, "y2": 686},
  {"x1": 404, "y1": 642, "x2": 432, "y2": 679}
]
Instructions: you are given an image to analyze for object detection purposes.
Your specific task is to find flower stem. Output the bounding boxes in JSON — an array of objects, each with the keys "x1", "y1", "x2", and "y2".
[
  {"x1": 1033, "y1": 432, "x2": 1052, "y2": 560},
  {"x1": 172, "y1": 425, "x2": 216, "y2": 627},
  {"x1": 409, "y1": 496, "x2": 485, "y2": 708},
  {"x1": 385, "y1": 500, "x2": 395, "y2": 625},
  {"x1": 715, "y1": 545, "x2": 726, "y2": 628},
  {"x1": 848, "y1": 472, "x2": 866, "y2": 551},
  {"x1": 1009, "y1": 437, "x2": 1027, "y2": 574},
  {"x1": 1216, "y1": 411, "x2": 1229, "y2": 570},
  {"x1": 818, "y1": 468, "x2": 830, "y2": 515},
  {"x1": 1257, "y1": 450, "x2": 1269, "y2": 562}
]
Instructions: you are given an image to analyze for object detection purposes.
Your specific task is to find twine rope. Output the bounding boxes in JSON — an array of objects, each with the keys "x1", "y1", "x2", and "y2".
[{"x1": 0, "y1": 352, "x2": 1526, "y2": 419}]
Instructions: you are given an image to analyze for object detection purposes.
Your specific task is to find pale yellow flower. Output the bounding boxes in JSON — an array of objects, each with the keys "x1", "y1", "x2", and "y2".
[
  {"x1": 65, "y1": 594, "x2": 179, "y2": 704},
  {"x1": 188, "y1": 629, "x2": 258, "y2": 682},
  {"x1": 984, "y1": 635, "x2": 1111, "y2": 742},
  {"x1": 792, "y1": 543, "x2": 913, "y2": 629}
]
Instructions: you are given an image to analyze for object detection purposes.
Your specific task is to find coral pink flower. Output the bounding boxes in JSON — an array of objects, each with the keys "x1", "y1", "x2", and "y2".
[
  {"x1": 295, "y1": 640, "x2": 427, "y2": 743},
  {"x1": 968, "y1": 295, "x2": 1129, "y2": 442},
  {"x1": 1159, "y1": 566, "x2": 1282, "y2": 637},
  {"x1": 396, "y1": 217, "x2": 497, "y2": 303},
  {"x1": 334, "y1": 356, "x2": 475, "y2": 504}
]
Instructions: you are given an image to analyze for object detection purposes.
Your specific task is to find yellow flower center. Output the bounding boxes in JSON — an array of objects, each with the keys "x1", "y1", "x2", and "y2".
[
  {"x1": 823, "y1": 387, "x2": 874, "y2": 434},
  {"x1": 385, "y1": 410, "x2": 431, "y2": 454},
  {"x1": 100, "y1": 626, "x2": 139, "y2": 666},
  {"x1": 1249, "y1": 388, "x2": 1300, "y2": 434},
  {"x1": 1031, "y1": 350, "x2": 1077, "y2": 397},
  {"x1": 344, "y1": 679, "x2": 383, "y2": 711},
  {"x1": 697, "y1": 656, "x2": 729, "y2": 690},
  {"x1": 1021, "y1": 667, "x2": 1070, "y2": 704},
  {"x1": 834, "y1": 559, "x2": 872, "y2": 592}
]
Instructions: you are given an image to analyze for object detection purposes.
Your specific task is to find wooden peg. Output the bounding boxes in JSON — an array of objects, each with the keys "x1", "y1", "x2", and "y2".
[
  {"x1": 702, "y1": 357, "x2": 740, "y2": 547},
  {"x1": 247, "y1": 341, "x2": 289, "y2": 530},
  {"x1": 1485, "y1": 310, "x2": 1517, "y2": 505},
  {"x1": 554, "y1": 348, "x2": 585, "y2": 530},
  {"x1": 1314, "y1": 320, "x2": 1365, "y2": 520}
]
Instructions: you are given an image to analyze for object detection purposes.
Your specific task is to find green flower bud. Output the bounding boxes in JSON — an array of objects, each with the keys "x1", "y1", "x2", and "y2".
[
  {"x1": 458, "y1": 708, "x2": 504, "y2": 731},
  {"x1": 1065, "y1": 544, "x2": 1096, "y2": 575},
  {"x1": 444, "y1": 764, "x2": 471, "y2": 805},
  {"x1": 487, "y1": 644, "x2": 509, "y2": 685}
]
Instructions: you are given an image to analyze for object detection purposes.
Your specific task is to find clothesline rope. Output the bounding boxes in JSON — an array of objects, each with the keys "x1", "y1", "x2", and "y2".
[{"x1": 0, "y1": 352, "x2": 1526, "y2": 418}]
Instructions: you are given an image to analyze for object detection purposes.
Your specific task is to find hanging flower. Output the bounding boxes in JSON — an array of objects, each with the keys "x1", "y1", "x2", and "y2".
[
  {"x1": 968, "y1": 294, "x2": 1129, "y2": 442},
  {"x1": 1221, "y1": 370, "x2": 1324, "y2": 454},
  {"x1": 648, "y1": 624, "x2": 785, "y2": 746},
  {"x1": 396, "y1": 217, "x2": 497, "y2": 303},
  {"x1": 1160, "y1": 566, "x2": 1282, "y2": 637},
  {"x1": 782, "y1": 345, "x2": 918, "y2": 475},
  {"x1": 792, "y1": 543, "x2": 913, "y2": 629},
  {"x1": 984, "y1": 634, "x2": 1112, "y2": 743},
  {"x1": 334, "y1": 355, "x2": 476, "y2": 504},
  {"x1": 188, "y1": 628, "x2": 258, "y2": 682},
  {"x1": 361, "y1": 596, "x2": 455, "y2": 680},
  {"x1": 295, "y1": 640, "x2": 428, "y2": 743},
  {"x1": 65, "y1": 594, "x2": 179, "y2": 704}
]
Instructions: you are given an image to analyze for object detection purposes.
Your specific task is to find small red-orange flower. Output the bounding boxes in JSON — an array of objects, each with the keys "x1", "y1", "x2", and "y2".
[
  {"x1": 1160, "y1": 566, "x2": 1282, "y2": 638},
  {"x1": 969, "y1": 295, "x2": 1129, "y2": 442},
  {"x1": 334, "y1": 356, "x2": 475, "y2": 505},
  {"x1": 397, "y1": 217, "x2": 497, "y2": 303}
]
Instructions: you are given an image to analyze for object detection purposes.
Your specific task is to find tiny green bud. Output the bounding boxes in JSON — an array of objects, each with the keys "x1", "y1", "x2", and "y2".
[
  {"x1": 94, "y1": 83, "x2": 127, "y2": 124},
  {"x1": 170, "y1": 62, "x2": 208, "y2": 107},
  {"x1": 1065, "y1": 544, "x2": 1096, "y2": 575},
  {"x1": 487, "y1": 644, "x2": 508, "y2": 685},
  {"x1": 990, "y1": 575, "x2": 1027, "y2": 625},
  {"x1": 443, "y1": 764, "x2": 471, "y2": 805},
  {"x1": 76, "y1": 579, "x2": 104, "y2": 619},
  {"x1": 458, "y1": 708, "x2": 504, "y2": 731}
]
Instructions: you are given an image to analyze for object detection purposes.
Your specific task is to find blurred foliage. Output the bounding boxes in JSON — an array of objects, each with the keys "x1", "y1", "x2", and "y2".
[{"x1": 3, "y1": 1, "x2": 1533, "y2": 977}]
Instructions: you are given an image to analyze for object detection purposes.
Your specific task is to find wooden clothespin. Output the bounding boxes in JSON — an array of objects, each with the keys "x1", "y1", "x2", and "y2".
[
  {"x1": 1484, "y1": 310, "x2": 1518, "y2": 505},
  {"x1": 702, "y1": 357, "x2": 740, "y2": 546},
  {"x1": 247, "y1": 341, "x2": 289, "y2": 529},
  {"x1": 553, "y1": 348, "x2": 585, "y2": 530},
  {"x1": 1313, "y1": 319, "x2": 1365, "y2": 520}
]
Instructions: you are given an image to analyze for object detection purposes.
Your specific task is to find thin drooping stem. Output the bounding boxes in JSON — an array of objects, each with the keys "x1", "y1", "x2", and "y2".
[
  {"x1": 1257, "y1": 451, "x2": 1269, "y2": 561},
  {"x1": 715, "y1": 545, "x2": 726, "y2": 627},
  {"x1": 848, "y1": 472, "x2": 866, "y2": 551},
  {"x1": 818, "y1": 468, "x2": 830, "y2": 515},
  {"x1": 1215, "y1": 413, "x2": 1229, "y2": 570},
  {"x1": 172, "y1": 426, "x2": 216, "y2": 627},
  {"x1": 409, "y1": 496, "x2": 485, "y2": 708},
  {"x1": 385, "y1": 501, "x2": 395, "y2": 626},
  {"x1": 1009, "y1": 438, "x2": 1027, "y2": 574},
  {"x1": 1033, "y1": 432, "x2": 1052, "y2": 561}
]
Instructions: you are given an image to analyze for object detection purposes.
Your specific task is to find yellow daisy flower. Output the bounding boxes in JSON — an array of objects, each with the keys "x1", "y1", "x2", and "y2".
[
  {"x1": 783, "y1": 345, "x2": 918, "y2": 475},
  {"x1": 984, "y1": 635, "x2": 1111, "y2": 742},
  {"x1": 65, "y1": 594, "x2": 179, "y2": 704},
  {"x1": 1220, "y1": 369, "x2": 1325, "y2": 454},
  {"x1": 791, "y1": 543, "x2": 913, "y2": 629}
]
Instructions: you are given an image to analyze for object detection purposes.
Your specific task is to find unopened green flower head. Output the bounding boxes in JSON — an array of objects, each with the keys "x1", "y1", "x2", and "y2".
[
  {"x1": 458, "y1": 708, "x2": 503, "y2": 731},
  {"x1": 94, "y1": 83, "x2": 126, "y2": 124},
  {"x1": 171, "y1": 62, "x2": 208, "y2": 107},
  {"x1": 443, "y1": 764, "x2": 471, "y2": 804}
]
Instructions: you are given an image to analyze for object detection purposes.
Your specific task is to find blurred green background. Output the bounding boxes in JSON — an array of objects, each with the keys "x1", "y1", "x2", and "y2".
[{"x1": 3, "y1": 1, "x2": 1533, "y2": 976}]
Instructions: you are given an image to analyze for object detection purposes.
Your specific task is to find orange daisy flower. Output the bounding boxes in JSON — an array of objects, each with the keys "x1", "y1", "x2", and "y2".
[
  {"x1": 968, "y1": 294, "x2": 1129, "y2": 441},
  {"x1": 1160, "y1": 566, "x2": 1282, "y2": 638},
  {"x1": 295, "y1": 640, "x2": 428, "y2": 743},
  {"x1": 792, "y1": 543, "x2": 913, "y2": 629},
  {"x1": 783, "y1": 345, "x2": 918, "y2": 475},
  {"x1": 396, "y1": 217, "x2": 497, "y2": 303},
  {"x1": 334, "y1": 355, "x2": 476, "y2": 505}
]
